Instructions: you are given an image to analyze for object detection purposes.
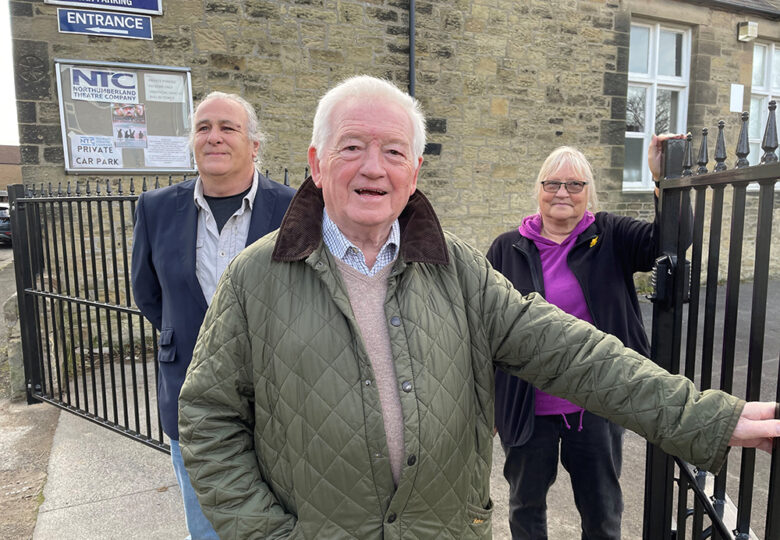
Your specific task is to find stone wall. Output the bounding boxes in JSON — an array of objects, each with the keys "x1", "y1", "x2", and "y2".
[
  {"x1": 10, "y1": 0, "x2": 780, "y2": 270},
  {"x1": 0, "y1": 293, "x2": 24, "y2": 400},
  {"x1": 11, "y1": 0, "x2": 628, "y2": 253}
]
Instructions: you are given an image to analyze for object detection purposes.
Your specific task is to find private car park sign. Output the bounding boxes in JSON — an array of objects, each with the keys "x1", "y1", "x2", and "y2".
[{"x1": 57, "y1": 8, "x2": 153, "y2": 40}]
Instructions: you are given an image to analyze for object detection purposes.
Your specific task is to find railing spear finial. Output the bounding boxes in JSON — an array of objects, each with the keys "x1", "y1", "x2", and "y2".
[
  {"x1": 697, "y1": 128, "x2": 709, "y2": 174},
  {"x1": 682, "y1": 132, "x2": 694, "y2": 177},
  {"x1": 735, "y1": 111, "x2": 750, "y2": 168},
  {"x1": 714, "y1": 120, "x2": 728, "y2": 172},
  {"x1": 761, "y1": 100, "x2": 778, "y2": 163}
]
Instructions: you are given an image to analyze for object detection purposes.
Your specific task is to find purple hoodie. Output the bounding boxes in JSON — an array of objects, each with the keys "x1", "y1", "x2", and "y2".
[{"x1": 518, "y1": 212, "x2": 595, "y2": 418}]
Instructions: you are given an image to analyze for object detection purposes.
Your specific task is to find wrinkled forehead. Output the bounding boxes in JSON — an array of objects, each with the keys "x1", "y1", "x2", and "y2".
[
  {"x1": 330, "y1": 97, "x2": 413, "y2": 141},
  {"x1": 194, "y1": 98, "x2": 247, "y2": 126}
]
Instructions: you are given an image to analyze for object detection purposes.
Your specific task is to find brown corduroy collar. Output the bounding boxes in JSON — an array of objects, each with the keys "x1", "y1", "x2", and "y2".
[{"x1": 272, "y1": 177, "x2": 450, "y2": 265}]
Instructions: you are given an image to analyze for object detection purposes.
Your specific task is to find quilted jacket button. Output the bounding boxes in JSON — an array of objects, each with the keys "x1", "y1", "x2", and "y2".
[
  {"x1": 390, "y1": 316, "x2": 401, "y2": 326},
  {"x1": 401, "y1": 381, "x2": 412, "y2": 392},
  {"x1": 407, "y1": 454, "x2": 416, "y2": 466},
  {"x1": 364, "y1": 379, "x2": 372, "y2": 386},
  {"x1": 387, "y1": 512, "x2": 397, "y2": 523}
]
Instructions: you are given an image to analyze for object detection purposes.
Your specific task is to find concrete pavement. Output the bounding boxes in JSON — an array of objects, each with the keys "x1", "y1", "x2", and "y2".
[{"x1": 33, "y1": 412, "x2": 186, "y2": 540}]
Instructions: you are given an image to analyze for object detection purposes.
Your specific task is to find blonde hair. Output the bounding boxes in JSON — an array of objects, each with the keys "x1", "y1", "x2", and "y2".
[{"x1": 534, "y1": 146, "x2": 599, "y2": 211}]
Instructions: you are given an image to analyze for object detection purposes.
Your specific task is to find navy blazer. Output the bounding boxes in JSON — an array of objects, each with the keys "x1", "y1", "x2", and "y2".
[{"x1": 131, "y1": 173, "x2": 295, "y2": 439}]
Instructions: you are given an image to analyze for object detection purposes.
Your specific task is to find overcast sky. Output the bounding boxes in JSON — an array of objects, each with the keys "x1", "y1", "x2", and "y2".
[{"x1": 1, "y1": 0, "x2": 19, "y2": 146}]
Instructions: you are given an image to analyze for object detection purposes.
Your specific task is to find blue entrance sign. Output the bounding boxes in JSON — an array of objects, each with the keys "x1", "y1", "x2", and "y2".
[
  {"x1": 58, "y1": 8, "x2": 153, "y2": 40},
  {"x1": 45, "y1": 0, "x2": 162, "y2": 16}
]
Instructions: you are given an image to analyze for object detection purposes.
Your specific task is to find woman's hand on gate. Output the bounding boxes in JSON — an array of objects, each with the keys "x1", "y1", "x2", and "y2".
[
  {"x1": 729, "y1": 401, "x2": 780, "y2": 453},
  {"x1": 648, "y1": 133, "x2": 686, "y2": 183}
]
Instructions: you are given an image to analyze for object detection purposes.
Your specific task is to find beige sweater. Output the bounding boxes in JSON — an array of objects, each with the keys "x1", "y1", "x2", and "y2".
[{"x1": 335, "y1": 259, "x2": 404, "y2": 485}]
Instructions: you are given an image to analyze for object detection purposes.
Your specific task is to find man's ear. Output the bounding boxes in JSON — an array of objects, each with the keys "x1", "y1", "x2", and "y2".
[
  {"x1": 251, "y1": 140, "x2": 260, "y2": 161},
  {"x1": 409, "y1": 156, "x2": 423, "y2": 195},
  {"x1": 308, "y1": 146, "x2": 322, "y2": 187}
]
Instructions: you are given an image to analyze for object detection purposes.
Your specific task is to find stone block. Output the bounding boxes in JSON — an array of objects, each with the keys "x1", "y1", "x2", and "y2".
[
  {"x1": 10, "y1": 1, "x2": 32, "y2": 17},
  {"x1": 20, "y1": 145, "x2": 39, "y2": 165},
  {"x1": 38, "y1": 101, "x2": 61, "y2": 124},
  {"x1": 194, "y1": 29, "x2": 228, "y2": 53},
  {"x1": 599, "y1": 119, "x2": 625, "y2": 145},
  {"x1": 13, "y1": 40, "x2": 50, "y2": 101},
  {"x1": 694, "y1": 81, "x2": 718, "y2": 106},
  {"x1": 246, "y1": 0, "x2": 283, "y2": 19},
  {"x1": 206, "y1": 1, "x2": 239, "y2": 14},
  {"x1": 603, "y1": 71, "x2": 627, "y2": 97},
  {"x1": 43, "y1": 146, "x2": 64, "y2": 165},
  {"x1": 20, "y1": 124, "x2": 60, "y2": 145},
  {"x1": 17, "y1": 101, "x2": 35, "y2": 124}
]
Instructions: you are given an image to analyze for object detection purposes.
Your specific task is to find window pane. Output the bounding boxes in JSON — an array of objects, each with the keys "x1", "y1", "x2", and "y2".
[
  {"x1": 773, "y1": 49, "x2": 780, "y2": 90},
  {"x1": 630, "y1": 26, "x2": 650, "y2": 74},
  {"x1": 750, "y1": 96, "x2": 765, "y2": 140},
  {"x1": 655, "y1": 89, "x2": 679, "y2": 135},
  {"x1": 623, "y1": 138, "x2": 645, "y2": 183},
  {"x1": 626, "y1": 86, "x2": 646, "y2": 132},
  {"x1": 658, "y1": 31, "x2": 682, "y2": 77},
  {"x1": 753, "y1": 44, "x2": 766, "y2": 87},
  {"x1": 749, "y1": 142, "x2": 760, "y2": 166}
]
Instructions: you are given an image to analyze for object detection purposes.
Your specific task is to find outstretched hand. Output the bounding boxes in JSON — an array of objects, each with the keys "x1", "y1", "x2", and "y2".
[
  {"x1": 729, "y1": 401, "x2": 780, "y2": 453},
  {"x1": 647, "y1": 133, "x2": 686, "y2": 181}
]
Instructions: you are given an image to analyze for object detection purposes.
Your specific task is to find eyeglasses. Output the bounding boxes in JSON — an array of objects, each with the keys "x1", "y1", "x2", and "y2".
[{"x1": 540, "y1": 180, "x2": 588, "y2": 194}]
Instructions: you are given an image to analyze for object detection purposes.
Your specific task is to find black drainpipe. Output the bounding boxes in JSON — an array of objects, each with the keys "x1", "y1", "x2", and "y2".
[{"x1": 409, "y1": 0, "x2": 416, "y2": 97}]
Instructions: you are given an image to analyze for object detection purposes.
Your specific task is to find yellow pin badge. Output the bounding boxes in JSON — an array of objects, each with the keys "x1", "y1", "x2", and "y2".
[{"x1": 589, "y1": 236, "x2": 598, "y2": 248}]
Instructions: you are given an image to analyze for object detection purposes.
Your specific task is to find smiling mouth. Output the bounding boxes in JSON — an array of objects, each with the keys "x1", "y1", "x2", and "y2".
[{"x1": 355, "y1": 188, "x2": 387, "y2": 196}]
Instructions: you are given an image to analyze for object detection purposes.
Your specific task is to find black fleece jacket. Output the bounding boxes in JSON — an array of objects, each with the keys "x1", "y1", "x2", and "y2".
[{"x1": 486, "y1": 210, "x2": 658, "y2": 446}]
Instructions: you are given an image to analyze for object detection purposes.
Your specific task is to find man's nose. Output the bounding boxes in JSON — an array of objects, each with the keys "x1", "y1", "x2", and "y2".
[
  {"x1": 206, "y1": 129, "x2": 222, "y2": 144},
  {"x1": 361, "y1": 145, "x2": 384, "y2": 176}
]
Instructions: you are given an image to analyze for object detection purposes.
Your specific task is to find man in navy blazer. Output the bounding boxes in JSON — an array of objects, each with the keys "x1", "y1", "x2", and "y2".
[{"x1": 132, "y1": 91, "x2": 295, "y2": 538}]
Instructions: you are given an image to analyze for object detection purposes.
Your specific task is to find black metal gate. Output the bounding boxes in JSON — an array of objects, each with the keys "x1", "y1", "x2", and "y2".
[
  {"x1": 9, "y1": 171, "x2": 298, "y2": 454},
  {"x1": 645, "y1": 107, "x2": 779, "y2": 538},
  {"x1": 10, "y1": 177, "x2": 175, "y2": 452}
]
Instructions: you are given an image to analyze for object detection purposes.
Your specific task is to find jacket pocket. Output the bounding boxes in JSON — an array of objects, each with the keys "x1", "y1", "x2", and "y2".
[
  {"x1": 157, "y1": 328, "x2": 176, "y2": 363},
  {"x1": 464, "y1": 498, "x2": 493, "y2": 538}
]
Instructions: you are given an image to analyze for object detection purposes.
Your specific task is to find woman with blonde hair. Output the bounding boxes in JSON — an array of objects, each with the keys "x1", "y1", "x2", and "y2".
[{"x1": 487, "y1": 137, "x2": 677, "y2": 539}]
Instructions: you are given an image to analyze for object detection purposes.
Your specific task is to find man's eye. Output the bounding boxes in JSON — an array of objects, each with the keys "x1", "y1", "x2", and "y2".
[{"x1": 344, "y1": 145, "x2": 359, "y2": 151}]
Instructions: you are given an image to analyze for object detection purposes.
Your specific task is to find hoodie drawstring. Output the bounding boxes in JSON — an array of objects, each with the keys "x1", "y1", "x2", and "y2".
[{"x1": 560, "y1": 410, "x2": 585, "y2": 432}]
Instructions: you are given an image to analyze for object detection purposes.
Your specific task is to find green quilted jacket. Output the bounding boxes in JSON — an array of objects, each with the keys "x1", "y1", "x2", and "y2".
[{"x1": 179, "y1": 178, "x2": 743, "y2": 540}]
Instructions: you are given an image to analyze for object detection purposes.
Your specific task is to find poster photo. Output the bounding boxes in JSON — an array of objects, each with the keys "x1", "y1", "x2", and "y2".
[{"x1": 112, "y1": 102, "x2": 148, "y2": 148}]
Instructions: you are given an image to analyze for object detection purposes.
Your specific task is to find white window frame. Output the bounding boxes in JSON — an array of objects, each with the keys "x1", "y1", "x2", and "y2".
[
  {"x1": 624, "y1": 22, "x2": 691, "y2": 191},
  {"x1": 749, "y1": 42, "x2": 780, "y2": 166}
]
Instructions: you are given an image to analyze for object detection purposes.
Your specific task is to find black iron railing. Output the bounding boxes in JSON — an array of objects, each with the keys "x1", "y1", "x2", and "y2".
[
  {"x1": 646, "y1": 104, "x2": 779, "y2": 539},
  {"x1": 10, "y1": 170, "x2": 301, "y2": 453}
]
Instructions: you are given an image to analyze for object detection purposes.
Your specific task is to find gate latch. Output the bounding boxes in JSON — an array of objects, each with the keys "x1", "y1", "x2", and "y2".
[{"x1": 647, "y1": 254, "x2": 690, "y2": 305}]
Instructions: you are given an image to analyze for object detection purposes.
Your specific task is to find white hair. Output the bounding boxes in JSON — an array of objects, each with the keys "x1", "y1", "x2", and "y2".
[
  {"x1": 190, "y1": 91, "x2": 266, "y2": 163},
  {"x1": 310, "y1": 75, "x2": 426, "y2": 162}
]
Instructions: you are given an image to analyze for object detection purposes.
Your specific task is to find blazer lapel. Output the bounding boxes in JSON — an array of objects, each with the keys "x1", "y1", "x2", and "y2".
[
  {"x1": 176, "y1": 182, "x2": 209, "y2": 312},
  {"x1": 246, "y1": 173, "x2": 279, "y2": 245}
]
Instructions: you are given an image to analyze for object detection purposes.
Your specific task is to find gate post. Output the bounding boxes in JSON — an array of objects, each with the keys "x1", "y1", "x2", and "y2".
[
  {"x1": 643, "y1": 139, "x2": 686, "y2": 540},
  {"x1": 9, "y1": 184, "x2": 43, "y2": 405}
]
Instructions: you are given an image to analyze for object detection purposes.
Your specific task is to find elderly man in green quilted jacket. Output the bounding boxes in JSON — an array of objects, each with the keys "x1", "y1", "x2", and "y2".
[{"x1": 178, "y1": 75, "x2": 779, "y2": 539}]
